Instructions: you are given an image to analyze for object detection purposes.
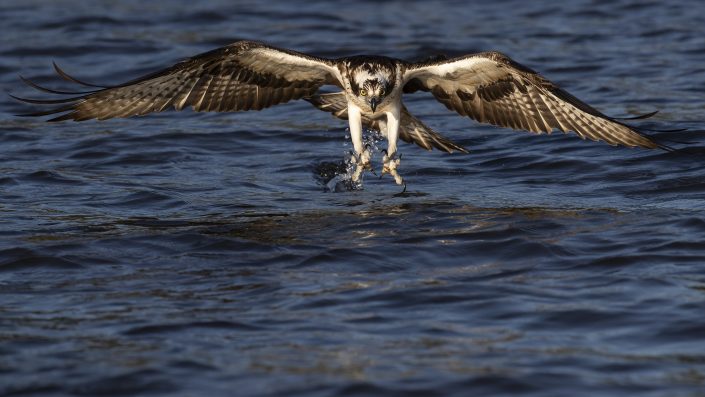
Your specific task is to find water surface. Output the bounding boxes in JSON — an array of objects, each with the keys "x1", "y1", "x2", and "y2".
[{"x1": 1, "y1": 1, "x2": 705, "y2": 396}]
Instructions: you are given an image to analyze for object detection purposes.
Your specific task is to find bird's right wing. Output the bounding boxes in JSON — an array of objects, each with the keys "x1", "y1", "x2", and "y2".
[
  {"x1": 306, "y1": 92, "x2": 468, "y2": 153},
  {"x1": 13, "y1": 41, "x2": 342, "y2": 121}
]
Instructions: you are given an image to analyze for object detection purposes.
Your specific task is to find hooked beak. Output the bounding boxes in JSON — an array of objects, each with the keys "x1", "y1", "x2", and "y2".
[{"x1": 369, "y1": 97, "x2": 378, "y2": 112}]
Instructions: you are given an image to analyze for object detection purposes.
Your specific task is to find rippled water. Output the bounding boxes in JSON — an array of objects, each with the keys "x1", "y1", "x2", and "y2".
[{"x1": 2, "y1": 0, "x2": 705, "y2": 396}]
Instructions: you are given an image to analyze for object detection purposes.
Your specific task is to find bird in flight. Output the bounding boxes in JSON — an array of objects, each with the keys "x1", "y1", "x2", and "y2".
[{"x1": 14, "y1": 40, "x2": 666, "y2": 189}]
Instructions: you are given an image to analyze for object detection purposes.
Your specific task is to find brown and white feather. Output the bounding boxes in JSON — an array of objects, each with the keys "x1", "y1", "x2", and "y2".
[
  {"x1": 16, "y1": 41, "x2": 342, "y2": 121},
  {"x1": 403, "y1": 52, "x2": 661, "y2": 149}
]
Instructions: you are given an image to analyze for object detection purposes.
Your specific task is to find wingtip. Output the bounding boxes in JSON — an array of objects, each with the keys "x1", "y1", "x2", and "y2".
[
  {"x1": 613, "y1": 110, "x2": 659, "y2": 121},
  {"x1": 19, "y1": 74, "x2": 95, "y2": 95},
  {"x1": 9, "y1": 92, "x2": 83, "y2": 104},
  {"x1": 8, "y1": 93, "x2": 27, "y2": 102},
  {"x1": 655, "y1": 141, "x2": 676, "y2": 152},
  {"x1": 52, "y1": 61, "x2": 109, "y2": 88}
]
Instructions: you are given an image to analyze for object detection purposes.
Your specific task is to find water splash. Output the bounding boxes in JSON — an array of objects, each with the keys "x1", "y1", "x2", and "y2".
[{"x1": 317, "y1": 129, "x2": 385, "y2": 192}]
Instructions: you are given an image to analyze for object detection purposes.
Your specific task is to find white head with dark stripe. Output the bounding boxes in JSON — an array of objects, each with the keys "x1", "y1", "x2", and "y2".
[{"x1": 346, "y1": 57, "x2": 396, "y2": 113}]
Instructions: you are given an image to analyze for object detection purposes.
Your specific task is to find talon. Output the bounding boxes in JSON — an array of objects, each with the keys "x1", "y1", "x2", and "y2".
[
  {"x1": 351, "y1": 166, "x2": 362, "y2": 182},
  {"x1": 350, "y1": 148, "x2": 372, "y2": 182},
  {"x1": 380, "y1": 151, "x2": 404, "y2": 185},
  {"x1": 392, "y1": 182, "x2": 407, "y2": 197},
  {"x1": 391, "y1": 171, "x2": 404, "y2": 185}
]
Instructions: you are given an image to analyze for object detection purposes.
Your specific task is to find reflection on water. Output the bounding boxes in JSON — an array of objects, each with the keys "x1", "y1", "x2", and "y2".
[{"x1": 2, "y1": 0, "x2": 705, "y2": 396}]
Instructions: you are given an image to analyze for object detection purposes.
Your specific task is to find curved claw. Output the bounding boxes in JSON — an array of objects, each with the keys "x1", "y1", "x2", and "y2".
[
  {"x1": 392, "y1": 182, "x2": 407, "y2": 197},
  {"x1": 391, "y1": 171, "x2": 404, "y2": 185},
  {"x1": 350, "y1": 148, "x2": 372, "y2": 183},
  {"x1": 380, "y1": 152, "x2": 404, "y2": 185}
]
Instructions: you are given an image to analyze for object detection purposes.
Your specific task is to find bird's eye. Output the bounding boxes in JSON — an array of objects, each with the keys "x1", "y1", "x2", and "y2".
[
  {"x1": 360, "y1": 89, "x2": 367, "y2": 97},
  {"x1": 379, "y1": 89, "x2": 385, "y2": 96}
]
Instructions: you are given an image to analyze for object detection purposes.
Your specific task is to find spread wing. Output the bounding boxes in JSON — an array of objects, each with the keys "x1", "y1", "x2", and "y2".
[
  {"x1": 306, "y1": 92, "x2": 468, "y2": 153},
  {"x1": 403, "y1": 52, "x2": 664, "y2": 149},
  {"x1": 13, "y1": 41, "x2": 342, "y2": 121}
]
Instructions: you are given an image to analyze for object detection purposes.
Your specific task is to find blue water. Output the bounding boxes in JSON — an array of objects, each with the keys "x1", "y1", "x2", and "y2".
[{"x1": 2, "y1": 1, "x2": 705, "y2": 396}]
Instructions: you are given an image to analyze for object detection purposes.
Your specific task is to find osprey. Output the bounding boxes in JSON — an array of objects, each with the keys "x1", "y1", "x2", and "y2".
[{"x1": 14, "y1": 40, "x2": 666, "y2": 188}]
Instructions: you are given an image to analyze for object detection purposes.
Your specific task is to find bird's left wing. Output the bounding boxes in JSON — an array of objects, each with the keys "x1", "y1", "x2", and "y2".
[
  {"x1": 402, "y1": 52, "x2": 664, "y2": 149},
  {"x1": 14, "y1": 40, "x2": 342, "y2": 121}
]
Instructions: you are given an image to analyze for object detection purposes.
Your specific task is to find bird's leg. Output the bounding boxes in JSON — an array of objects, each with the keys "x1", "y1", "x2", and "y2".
[
  {"x1": 381, "y1": 107, "x2": 404, "y2": 185},
  {"x1": 382, "y1": 151, "x2": 403, "y2": 185},
  {"x1": 348, "y1": 105, "x2": 371, "y2": 182}
]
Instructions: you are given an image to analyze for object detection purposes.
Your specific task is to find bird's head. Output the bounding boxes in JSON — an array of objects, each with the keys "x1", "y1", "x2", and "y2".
[
  {"x1": 350, "y1": 66, "x2": 394, "y2": 113},
  {"x1": 357, "y1": 79, "x2": 388, "y2": 112}
]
